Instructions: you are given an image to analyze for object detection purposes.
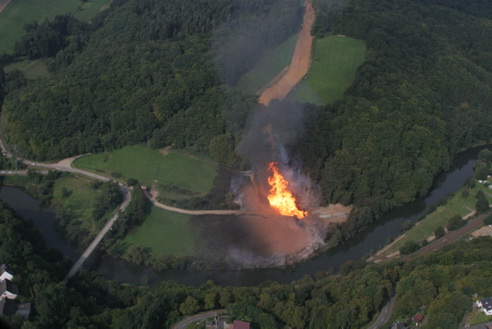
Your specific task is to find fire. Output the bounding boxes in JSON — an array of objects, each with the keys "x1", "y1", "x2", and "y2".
[{"x1": 267, "y1": 162, "x2": 307, "y2": 219}]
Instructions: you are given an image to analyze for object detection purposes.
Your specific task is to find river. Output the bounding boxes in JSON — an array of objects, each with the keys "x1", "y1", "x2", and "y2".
[{"x1": 0, "y1": 145, "x2": 488, "y2": 286}]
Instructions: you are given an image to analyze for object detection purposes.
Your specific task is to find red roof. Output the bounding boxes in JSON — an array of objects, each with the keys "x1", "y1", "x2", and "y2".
[
  {"x1": 413, "y1": 314, "x2": 424, "y2": 323},
  {"x1": 233, "y1": 320, "x2": 250, "y2": 329}
]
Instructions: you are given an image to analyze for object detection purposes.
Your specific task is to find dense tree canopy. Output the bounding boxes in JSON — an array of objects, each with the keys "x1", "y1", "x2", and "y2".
[{"x1": 299, "y1": 0, "x2": 492, "y2": 233}]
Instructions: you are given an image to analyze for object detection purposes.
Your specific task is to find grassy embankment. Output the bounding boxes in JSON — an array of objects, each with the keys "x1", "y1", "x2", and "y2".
[
  {"x1": 290, "y1": 35, "x2": 366, "y2": 105},
  {"x1": 377, "y1": 183, "x2": 492, "y2": 258},
  {"x1": 51, "y1": 176, "x2": 101, "y2": 233},
  {"x1": 237, "y1": 34, "x2": 297, "y2": 94},
  {"x1": 74, "y1": 145, "x2": 219, "y2": 257},
  {"x1": 122, "y1": 207, "x2": 195, "y2": 257},
  {"x1": 1, "y1": 0, "x2": 111, "y2": 78}
]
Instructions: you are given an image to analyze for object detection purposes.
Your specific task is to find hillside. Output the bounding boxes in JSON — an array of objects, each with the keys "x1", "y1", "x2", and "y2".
[{"x1": 297, "y1": 0, "x2": 492, "y2": 239}]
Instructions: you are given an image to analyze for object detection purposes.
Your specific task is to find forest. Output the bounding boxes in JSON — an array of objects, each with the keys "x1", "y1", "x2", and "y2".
[
  {"x1": 1, "y1": 192, "x2": 492, "y2": 328},
  {"x1": 1, "y1": 0, "x2": 491, "y2": 234}
]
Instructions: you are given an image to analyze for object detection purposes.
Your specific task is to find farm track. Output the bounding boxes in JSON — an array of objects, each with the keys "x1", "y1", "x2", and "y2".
[
  {"x1": 258, "y1": 0, "x2": 315, "y2": 105},
  {"x1": 0, "y1": 0, "x2": 11, "y2": 14}
]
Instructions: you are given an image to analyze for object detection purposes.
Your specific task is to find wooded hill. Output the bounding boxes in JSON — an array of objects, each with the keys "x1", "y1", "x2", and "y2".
[
  {"x1": 1, "y1": 0, "x2": 492, "y2": 231},
  {"x1": 1, "y1": 193, "x2": 491, "y2": 328},
  {"x1": 1, "y1": 0, "x2": 301, "y2": 161},
  {"x1": 300, "y1": 0, "x2": 492, "y2": 235}
]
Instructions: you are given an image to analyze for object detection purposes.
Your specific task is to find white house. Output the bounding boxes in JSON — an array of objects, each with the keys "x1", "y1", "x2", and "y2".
[
  {"x1": 0, "y1": 279, "x2": 18, "y2": 300},
  {"x1": 476, "y1": 297, "x2": 492, "y2": 316},
  {"x1": 0, "y1": 265, "x2": 13, "y2": 282}
]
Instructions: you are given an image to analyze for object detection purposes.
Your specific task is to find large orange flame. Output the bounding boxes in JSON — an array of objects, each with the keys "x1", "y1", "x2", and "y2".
[{"x1": 267, "y1": 162, "x2": 307, "y2": 218}]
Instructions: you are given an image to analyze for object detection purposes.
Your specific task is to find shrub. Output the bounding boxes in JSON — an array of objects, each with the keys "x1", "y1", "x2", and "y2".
[
  {"x1": 434, "y1": 226, "x2": 445, "y2": 239},
  {"x1": 399, "y1": 240, "x2": 419, "y2": 255},
  {"x1": 476, "y1": 198, "x2": 490, "y2": 214},
  {"x1": 447, "y1": 215, "x2": 465, "y2": 231}
]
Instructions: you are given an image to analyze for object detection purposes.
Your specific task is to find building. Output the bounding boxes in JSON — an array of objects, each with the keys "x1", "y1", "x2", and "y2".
[
  {"x1": 476, "y1": 297, "x2": 492, "y2": 316},
  {"x1": 0, "y1": 279, "x2": 18, "y2": 300},
  {"x1": 0, "y1": 299, "x2": 16, "y2": 316},
  {"x1": 0, "y1": 265, "x2": 13, "y2": 282}
]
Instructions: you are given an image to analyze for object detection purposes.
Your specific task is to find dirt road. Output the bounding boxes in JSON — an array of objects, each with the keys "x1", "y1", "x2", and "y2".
[
  {"x1": 258, "y1": 0, "x2": 315, "y2": 105},
  {"x1": 0, "y1": 0, "x2": 11, "y2": 14}
]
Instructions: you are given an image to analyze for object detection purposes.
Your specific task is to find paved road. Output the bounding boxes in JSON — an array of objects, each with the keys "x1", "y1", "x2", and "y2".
[
  {"x1": 171, "y1": 309, "x2": 227, "y2": 329},
  {"x1": 461, "y1": 321, "x2": 492, "y2": 329},
  {"x1": 65, "y1": 186, "x2": 131, "y2": 280},
  {"x1": 367, "y1": 295, "x2": 397, "y2": 329}
]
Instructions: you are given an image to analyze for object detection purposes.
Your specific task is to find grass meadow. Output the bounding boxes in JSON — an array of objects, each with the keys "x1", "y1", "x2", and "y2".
[
  {"x1": 291, "y1": 35, "x2": 366, "y2": 105},
  {"x1": 51, "y1": 175, "x2": 100, "y2": 232},
  {"x1": 237, "y1": 34, "x2": 298, "y2": 94},
  {"x1": 74, "y1": 145, "x2": 218, "y2": 195},
  {"x1": 122, "y1": 206, "x2": 195, "y2": 257},
  {"x1": 0, "y1": 0, "x2": 111, "y2": 53},
  {"x1": 378, "y1": 183, "x2": 492, "y2": 257}
]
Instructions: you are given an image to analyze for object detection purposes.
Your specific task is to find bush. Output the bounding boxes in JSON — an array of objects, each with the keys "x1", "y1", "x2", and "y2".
[
  {"x1": 401, "y1": 219, "x2": 414, "y2": 232},
  {"x1": 434, "y1": 226, "x2": 445, "y2": 239},
  {"x1": 399, "y1": 240, "x2": 419, "y2": 255},
  {"x1": 447, "y1": 215, "x2": 465, "y2": 231},
  {"x1": 485, "y1": 214, "x2": 492, "y2": 225},
  {"x1": 476, "y1": 190, "x2": 485, "y2": 200},
  {"x1": 111, "y1": 172, "x2": 122, "y2": 178},
  {"x1": 476, "y1": 198, "x2": 490, "y2": 214},
  {"x1": 461, "y1": 189, "x2": 470, "y2": 198},
  {"x1": 126, "y1": 178, "x2": 138, "y2": 186}
]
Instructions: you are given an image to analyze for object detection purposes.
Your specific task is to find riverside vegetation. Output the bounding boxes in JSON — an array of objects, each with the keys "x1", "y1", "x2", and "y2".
[{"x1": 1, "y1": 0, "x2": 492, "y2": 327}]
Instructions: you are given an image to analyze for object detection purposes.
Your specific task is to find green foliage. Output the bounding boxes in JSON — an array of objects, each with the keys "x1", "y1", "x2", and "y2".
[
  {"x1": 476, "y1": 198, "x2": 490, "y2": 214},
  {"x1": 92, "y1": 180, "x2": 122, "y2": 220},
  {"x1": 485, "y1": 214, "x2": 492, "y2": 225},
  {"x1": 434, "y1": 226, "x2": 445, "y2": 239},
  {"x1": 401, "y1": 219, "x2": 414, "y2": 232},
  {"x1": 299, "y1": 0, "x2": 492, "y2": 225},
  {"x1": 399, "y1": 240, "x2": 419, "y2": 255},
  {"x1": 447, "y1": 215, "x2": 465, "y2": 231}
]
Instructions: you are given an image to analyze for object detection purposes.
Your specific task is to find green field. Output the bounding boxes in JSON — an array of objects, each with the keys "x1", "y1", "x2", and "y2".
[
  {"x1": 51, "y1": 176, "x2": 100, "y2": 232},
  {"x1": 378, "y1": 183, "x2": 492, "y2": 258},
  {"x1": 4, "y1": 58, "x2": 48, "y2": 79},
  {"x1": 237, "y1": 34, "x2": 298, "y2": 94},
  {"x1": 123, "y1": 206, "x2": 195, "y2": 257},
  {"x1": 291, "y1": 35, "x2": 366, "y2": 105},
  {"x1": 74, "y1": 145, "x2": 218, "y2": 194},
  {"x1": 0, "y1": 0, "x2": 111, "y2": 54}
]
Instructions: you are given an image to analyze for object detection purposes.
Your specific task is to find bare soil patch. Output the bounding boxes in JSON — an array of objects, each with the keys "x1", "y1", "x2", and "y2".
[
  {"x1": 258, "y1": 0, "x2": 315, "y2": 105},
  {"x1": 0, "y1": 0, "x2": 12, "y2": 14}
]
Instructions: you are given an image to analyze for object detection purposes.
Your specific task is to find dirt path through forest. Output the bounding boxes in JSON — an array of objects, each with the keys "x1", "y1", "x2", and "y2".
[
  {"x1": 0, "y1": 0, "x2": 12, "y2": 14},
  {"x1": 258, "y1": 0, "x2": 315, "y2": 105}
]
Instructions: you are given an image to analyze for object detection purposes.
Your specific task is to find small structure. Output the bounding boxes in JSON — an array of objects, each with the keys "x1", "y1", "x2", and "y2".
[
  {"x1": 476, "y1": 297, "x2": 492, "y2": 316},
  {"x1": 0, "y1": 298, "x2": 16, "y2": 316},
  {"x1": 232, "y1": 320, "x2": 250, "y2": 329},
  {"x1": 16, "y1": 303, "x2": 31, "y2": 320},
  {"x1": 412, "y1": 313, "x2": 424, "y2": 325},
  {"x1": 0, "y1": 265, "x2": 13, "y2": 282},
  {"x1": 0, "y1": 279, "x2": 18, "y2": 300}
]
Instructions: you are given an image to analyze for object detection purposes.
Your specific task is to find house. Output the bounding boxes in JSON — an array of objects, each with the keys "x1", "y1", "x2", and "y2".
[
  {"x1": 0, "y1": 264, "x2": 13, "y2": 282},
  {"x1": 0, "y1": 300, "x2": 31, "y2": 319},
  {"x1": 232, "y1": 320, "x2": 250, "y2": 329},
  {"x1": 0, "y1": 279, "x2": 18, "y2": 300},
  {"x1": 412, "y1": 313, "x2": 424, "y2": 325},
  {"x1": 0, "y1": 298, "x2": 16, "y2": 316},
  {"x1": 476, "y1": 297, "x2": 492, "y2": 316}
]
